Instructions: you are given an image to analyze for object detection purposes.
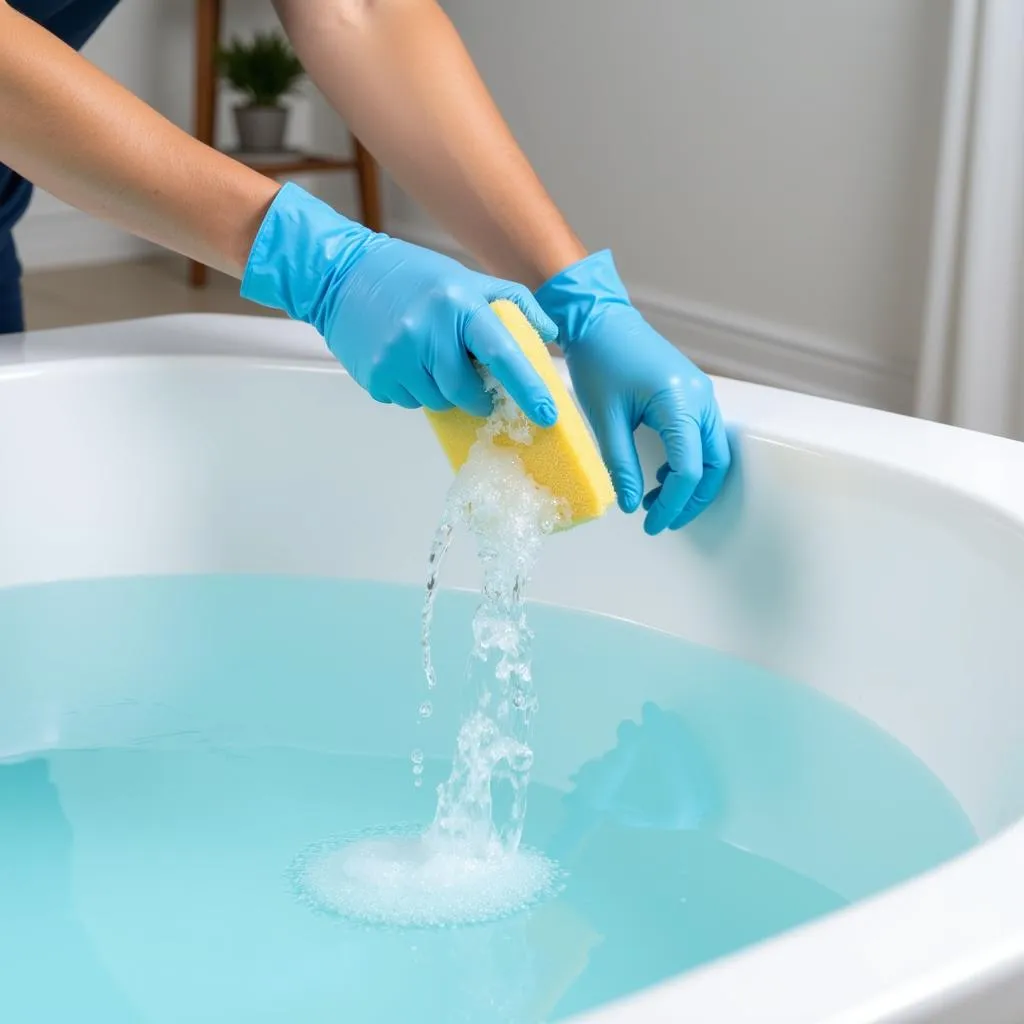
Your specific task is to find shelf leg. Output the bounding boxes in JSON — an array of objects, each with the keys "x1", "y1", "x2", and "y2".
[
  {"x1": 354, "y1": 137, "x2": 383, "y2": 233},
  {"x1": 189, "y1": 0, "x2": 222, "y2": 288}
]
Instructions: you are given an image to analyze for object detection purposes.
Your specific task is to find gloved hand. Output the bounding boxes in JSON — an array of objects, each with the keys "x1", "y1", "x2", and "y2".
[
  {"x1": 241, "y1": 182, "x2": 559, "y2": 426},
  {"x1": 536, "y1": 250, "x2": 731, "y2": 534}
]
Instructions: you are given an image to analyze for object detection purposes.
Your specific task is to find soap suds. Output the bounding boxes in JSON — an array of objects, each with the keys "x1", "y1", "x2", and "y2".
[{"x1": 296, "y1": 825, "x2": 561, "y2": 928}]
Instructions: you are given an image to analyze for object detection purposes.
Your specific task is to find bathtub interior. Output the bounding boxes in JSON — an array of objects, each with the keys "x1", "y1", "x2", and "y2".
[{"x1": 3, "y1": 315, "x2": 1024, "y2": 1016}]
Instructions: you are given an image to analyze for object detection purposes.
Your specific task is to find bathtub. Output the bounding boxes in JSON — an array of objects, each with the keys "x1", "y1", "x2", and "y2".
[{"x1": 2, "y1": 311, "x2": 1024, "y2": 1023}]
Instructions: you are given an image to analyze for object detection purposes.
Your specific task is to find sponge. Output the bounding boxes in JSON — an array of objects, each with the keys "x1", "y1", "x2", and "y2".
[{"x1": 423, "y1": 300, "x2": 615, "y2": 529}]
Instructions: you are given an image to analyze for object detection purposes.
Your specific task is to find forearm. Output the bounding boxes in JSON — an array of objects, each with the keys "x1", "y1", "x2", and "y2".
[
  {"x1": 0, "y1": 2, "x2": 278, "y2": 276},
  {"x1": 274, "y1": 0, "x2": 586, "y2": 289}
]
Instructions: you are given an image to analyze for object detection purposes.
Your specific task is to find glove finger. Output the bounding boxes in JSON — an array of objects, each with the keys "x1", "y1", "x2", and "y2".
[
  {"x1": 404, "y1": 369, "x2": 455, "y2": 413},
  {"x1": 389, "y1": 384, "x2": 421, "y2": 410},
  {"x1": 640, "y1": 462, "x2": 670, "y2": 509},
  {"x1": 704, "y1": 402, "x2": 733, "y2": 480},
  {"x1": 490, "y1": 283, "x2": 559, "y2": 343},
  {"x1": 643, "y1": 407, "x2": 702, "y2": 535},
  {"x1": 670, "y1": 406, "x2": 732, "y2": 529},
  {"x1": 431, "y1": 350, "x2": 493, "y2": 418},
  {"x1": 587, "y1": 400, "x2": 643, "y2": 513},
  {"x1": 463, "y1": 305, "x2": 556, "y2": 427}
]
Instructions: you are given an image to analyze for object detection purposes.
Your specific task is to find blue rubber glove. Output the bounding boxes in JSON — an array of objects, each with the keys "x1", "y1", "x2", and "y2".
[
  {"x1": 536, "y1": 249, "x2": 731, "y2": 534},
  {"x1": 241, "y1": 182, "x2": 559, "y2": 426}
]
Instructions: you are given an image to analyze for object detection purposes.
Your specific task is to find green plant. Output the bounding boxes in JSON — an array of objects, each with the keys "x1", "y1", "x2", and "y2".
[{"x1": 217, "y1": 31, "x2": 305, "y2": 107}]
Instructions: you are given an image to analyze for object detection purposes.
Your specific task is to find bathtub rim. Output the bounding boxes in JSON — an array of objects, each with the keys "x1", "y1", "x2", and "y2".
[
  {"x1": 6, "y1": 311, "x2": 1024, "y2": 525},
  {"x1": 5, "y1": 312, "x2": 1024, "y2": 1023}
]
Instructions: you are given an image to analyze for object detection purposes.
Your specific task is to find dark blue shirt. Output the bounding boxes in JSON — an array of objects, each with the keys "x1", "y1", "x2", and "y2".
[{"x1": 1, "y1": 1, "x2": 122, "y2": 237}]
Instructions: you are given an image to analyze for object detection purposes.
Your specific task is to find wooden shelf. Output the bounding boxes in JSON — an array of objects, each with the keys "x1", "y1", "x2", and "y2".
[{"x1": 227, "y1": 151, "x2": 358, "y2": 178}]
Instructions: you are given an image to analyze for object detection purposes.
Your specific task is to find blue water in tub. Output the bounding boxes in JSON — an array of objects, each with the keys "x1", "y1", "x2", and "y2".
[{"x1": 0, "y1": 576, "x2": 976, "y2": 1023}]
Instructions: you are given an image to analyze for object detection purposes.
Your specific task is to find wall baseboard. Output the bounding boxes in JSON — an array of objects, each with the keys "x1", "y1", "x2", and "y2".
[
  {"x1": 14, "y1": 204, "x2": 157, "y2": 272},
  {"x1": 637, "y1": 285, "x2": 915, "y2": 413},
  {"x1": 392, "y1": 220, "x2": 915, "y2": 413}
]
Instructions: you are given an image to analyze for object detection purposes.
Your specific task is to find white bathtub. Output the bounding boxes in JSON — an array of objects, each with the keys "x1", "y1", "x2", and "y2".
[{"x1": 3, "y1": 312, "x2": 1024, "y2": 1023}]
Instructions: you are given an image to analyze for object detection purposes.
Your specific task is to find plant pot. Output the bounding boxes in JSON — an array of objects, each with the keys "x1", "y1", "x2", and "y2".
[{"x1": 233, "y1": 104, "x2": 289, "y2": 153}]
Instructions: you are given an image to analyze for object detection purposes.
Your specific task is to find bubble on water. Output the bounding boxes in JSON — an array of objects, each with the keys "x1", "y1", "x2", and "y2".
[
  {"x1": 411, "y1": 749, "x2": 424, "y2": 765},
  {"x1": 419, "y1": 701, "x2": 433, "y2": 720},
  {"x1": 293, "y1": 826, "x2": 562, "y2": 929}
]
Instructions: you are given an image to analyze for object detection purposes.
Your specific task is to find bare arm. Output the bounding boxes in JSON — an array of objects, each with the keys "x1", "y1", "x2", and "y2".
[
  {"x1": 273, "y1": 0, "x2": 587, "y2": 290},
  {"x1": 0, "y1": 1, "x2": 278, "y2": 276}
]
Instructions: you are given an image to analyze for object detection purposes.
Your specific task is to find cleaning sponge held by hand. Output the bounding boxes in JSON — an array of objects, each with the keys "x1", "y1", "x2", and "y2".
[{"x1": 424, "y1": 300, "x2": 616, "y2": 529}]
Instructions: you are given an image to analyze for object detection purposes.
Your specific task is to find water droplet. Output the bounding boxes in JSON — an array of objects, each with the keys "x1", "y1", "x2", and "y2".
[
  {"x1": 419, "y1": 701, "x2": 433, "y2": 719},
  {"x1": 411, "y1": 748, "x2": 424, "y2": 766}
]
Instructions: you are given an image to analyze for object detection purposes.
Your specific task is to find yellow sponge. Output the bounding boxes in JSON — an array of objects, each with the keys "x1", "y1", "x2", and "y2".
[{"x1": 423, "y1": 300, "x2": 615, "y2": 529}]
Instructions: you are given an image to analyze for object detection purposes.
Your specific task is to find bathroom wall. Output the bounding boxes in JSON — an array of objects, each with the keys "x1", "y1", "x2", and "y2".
[
  {"x1": 13, "y1": 0, "x2": 952, "y2": 413},
  {"x1": 374, "y1": 0, "x2": 951, "y2": 412}
]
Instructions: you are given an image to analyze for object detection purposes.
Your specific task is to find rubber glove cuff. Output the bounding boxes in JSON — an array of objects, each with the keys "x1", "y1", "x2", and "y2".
[
  {"x1": 240, "y1": 182, "x2": 371, "y2": 332},
  {"x1": 534, "y1": 249, "x2": 633, "y2": 348}
]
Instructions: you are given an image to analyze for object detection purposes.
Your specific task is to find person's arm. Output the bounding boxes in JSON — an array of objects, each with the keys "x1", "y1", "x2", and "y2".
[
  {"x1": 0, "y1": 0, "x2": 560, "y2": 431},
  {"x1": 271, "y1": 0, "x2": 586, "y2": 289},
  {"x1": 0, "y1": 1, "x2": 278, "y2": 276}
]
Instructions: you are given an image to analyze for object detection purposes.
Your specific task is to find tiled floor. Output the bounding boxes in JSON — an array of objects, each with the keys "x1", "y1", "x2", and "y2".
[{"x1": 22, "y1": 256, "x2": 284, "y2": 331}]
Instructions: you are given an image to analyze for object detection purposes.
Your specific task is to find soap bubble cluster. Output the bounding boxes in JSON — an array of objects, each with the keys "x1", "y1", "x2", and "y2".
[{"x1": 295, "y1": 826, "x2": 562, "y2": 928}]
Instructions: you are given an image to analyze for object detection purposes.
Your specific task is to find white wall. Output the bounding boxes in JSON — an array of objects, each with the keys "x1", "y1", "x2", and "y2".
[{"x1": 14, "y1": 0, "x2": 952, "y2": 413}]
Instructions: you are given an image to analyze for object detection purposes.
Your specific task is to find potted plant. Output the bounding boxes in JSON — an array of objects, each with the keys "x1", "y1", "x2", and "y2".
[{"x1": 217, "y1": 31, "x2": 305, "y2": 154}]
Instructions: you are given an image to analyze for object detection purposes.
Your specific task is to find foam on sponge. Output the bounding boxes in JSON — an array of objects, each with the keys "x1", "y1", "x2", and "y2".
[{"x1": 424, "y1": 300, "x2": 615, "y2": 529}]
